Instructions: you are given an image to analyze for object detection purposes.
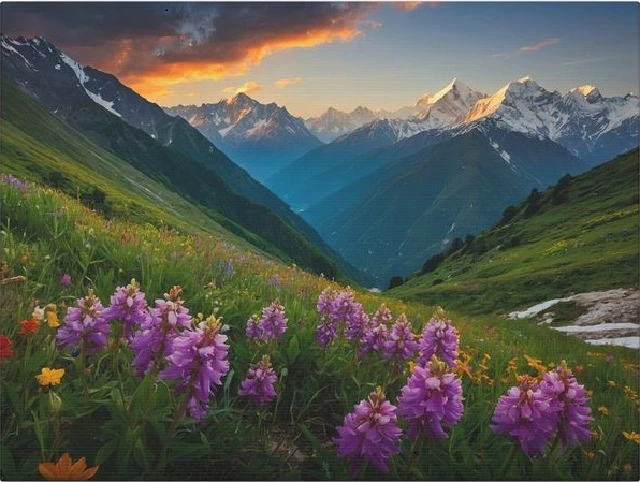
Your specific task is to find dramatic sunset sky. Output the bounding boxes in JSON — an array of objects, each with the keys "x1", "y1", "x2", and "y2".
[{"x1": 2, "y1": 2, "x2": 638, "y2": 117}]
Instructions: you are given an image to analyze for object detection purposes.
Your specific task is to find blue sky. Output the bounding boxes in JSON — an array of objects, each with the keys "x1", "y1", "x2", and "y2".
[{"x1": 3, "y1": 2, "x2": 638, "y2": 117}]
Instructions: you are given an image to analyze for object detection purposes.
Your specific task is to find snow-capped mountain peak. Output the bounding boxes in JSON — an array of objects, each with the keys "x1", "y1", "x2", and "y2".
[
  {"x1": 411, "y1": 79, "x2": 486, "y2": 129},
  {"x1": 568, "y1": 84, "x2": 602, "y2": 103},
  {"x1": 1, "y1": 35, "x2": 122, "y2": 118},
  {"x1": 164, "y1": 93, "x2": 322, "y2": 179},
  {"x1": 417, "y1": 77, "x2": 466, "y2": 106},
  {"x1": 305, "y1": 105, "x2": 380, "y2": 143},
  {"x1": 464, "y1": 76, "x2": 549, "y2": 124}
]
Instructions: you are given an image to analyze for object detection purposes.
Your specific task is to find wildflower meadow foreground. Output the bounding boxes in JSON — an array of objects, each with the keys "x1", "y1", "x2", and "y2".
[{"x1": 1, "y1": 177, "x2": 639, "y2": 480}]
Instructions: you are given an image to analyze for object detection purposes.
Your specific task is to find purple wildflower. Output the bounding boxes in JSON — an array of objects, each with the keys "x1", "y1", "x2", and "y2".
[
  {"x1": 334, "y1": 387, "x2": 402, "y2": 475},
  {"x1": 372, "y1": 304, "x2": 393, "y2": 326},
  {"x1": 162, "y1": 316, "x2": 230, "y2": 420},
  {"x1": 397, "y1": 355, "x2": 464, "y2": 441},
  {"x1": 330, "y1": 287, "x2": 361, "y2": 325},
  {"x1": 60, "y1": 274, "x2": 72, "y2": 288},
  {"x1": 315, "y1": 317, "x2": 338, "y2": 347},
  {"x1": 317, "y1": 288, "x2": 336, "y2": 318},
  {"x1": 491, "y1": 375, "x2": 557, "y2": 456},
  {"x1": 57, "y1": 292, "x2": 110, "y2": 355},
  {"x1": 358, "y1": 304, "x2": 392, "y2": 357},
  {"x1": 417, "y1": 317, "x2": 459, "y2": 367},
  {"x1": 130, "y1": 286, "x2": 192, "y2": 377},
  {"x1": 245, "y1": 315, "x2": 261, "y2": 339},
  {"x1": 245, "y1": 302, "x2": 287, "y2": 341},
  {"x1": 540, "y1": 361, "x2": 594, "y2": 453},
  {"x1": 239, "y1": 354, "x2": 278, "y2": 407},
  {"x1": 382, "y1": 314, "x2": 418, "y2": 364},
  {"x1": 2, "y1": 174, "x2": 29, "y2": 191},
  {"x1": 101, "y1": 279, "x2": 150, "y2": 339},
  {"x1": 345, "y1": 304, "x2": 369, "y2": 342}
]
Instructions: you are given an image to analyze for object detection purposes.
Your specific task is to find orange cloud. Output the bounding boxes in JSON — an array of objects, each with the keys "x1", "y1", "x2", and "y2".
[
  {"x1": 112, "y1": 25, "x2": 362, "y2": 102},
  {"x1": 394, "y1": 2, "x2": 423, "y2": 11},
  {"x1": 5, "y1": 3, "x2": 378, "y2": 103},
  {"x1": 222, "y1": 81, "x2": 262, "y2": 95},
  {"x1": 275, "y1": 77, "x2": 304, "y2": 88}
]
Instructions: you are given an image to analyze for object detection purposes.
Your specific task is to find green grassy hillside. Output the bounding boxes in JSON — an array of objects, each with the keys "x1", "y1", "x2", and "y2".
[
  {"x1": 1, "y1": 78, "x2": 345, "y2": 281},
  {"x1": 389, "y1": 148, "x2": 639, "y2": 314},
  {"x1": 1, "y1": 172, "x2": 638, "y2": 481}
]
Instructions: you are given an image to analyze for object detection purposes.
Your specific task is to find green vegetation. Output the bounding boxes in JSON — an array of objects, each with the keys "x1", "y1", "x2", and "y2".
[
  {"x1": 1, "y1": 165, "x2": 638, "y2": 480},
  {"x1": 390, "y1": 149, "x2": 639, "y2": 314},
  {"x1": 1, "y1": 78, "x2": 345, "y2": 282}
]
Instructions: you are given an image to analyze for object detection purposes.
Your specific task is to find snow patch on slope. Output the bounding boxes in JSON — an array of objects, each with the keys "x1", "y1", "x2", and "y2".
[{"x1": 59, "y1": 52, "x2": 121, "y2": 118}]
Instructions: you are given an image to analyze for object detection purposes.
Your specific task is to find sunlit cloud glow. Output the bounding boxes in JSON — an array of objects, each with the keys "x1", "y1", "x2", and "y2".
[
  {"x1": 275, "y1": 77, "x2": 304, "y2": 88},
  {"x1": 222, "y1": 81, "x2": 262, "y2": 95}
]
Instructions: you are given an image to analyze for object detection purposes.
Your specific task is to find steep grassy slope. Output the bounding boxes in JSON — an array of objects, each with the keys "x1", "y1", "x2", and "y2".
[
  {"x1": 1, "y1": 175, "x2": 638, "y2": 481},
  {"x1": 389, "y1": 149, "x2": 639, "y2": 314},
  {"x1": 1, "y1": 78, "x2": 347, "y2": 280}
]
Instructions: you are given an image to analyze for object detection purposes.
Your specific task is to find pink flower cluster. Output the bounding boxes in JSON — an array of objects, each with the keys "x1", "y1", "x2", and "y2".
[
  {"x1": 245, "y1": 302, "x2": 288, "y2": 341},
  {"x1": 492, "y1": 362, "x2": 594, "y2": 456},
  {"x1": 239, "y1": 355, "x2": 278, "y2": 407}
]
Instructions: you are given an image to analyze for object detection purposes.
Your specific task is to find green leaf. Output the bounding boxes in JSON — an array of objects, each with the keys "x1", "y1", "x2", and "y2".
[
  {"x1": 95, "y1": 438, "x2": 118, "y2": 466},
  {"x1": 287, "y1": 334, "x2": 301, "y2": 362},
  {"x1": 129, "y1": 375, "x2": 153, "y2": 422},
  {"x1": 1, "y1": 447, "x2": 16, "y2": 479}
]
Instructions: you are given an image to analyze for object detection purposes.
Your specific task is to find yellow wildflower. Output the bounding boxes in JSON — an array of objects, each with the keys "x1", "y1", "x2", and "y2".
[
  {"x1": 622, "y1": 431, "x2": 640, "y2": 444},
  {"x1": 608, "y1": 380, "x2": 617, "y2": 388},
  {"x1": 46, "y1": 310, "x2": 59, "y2": 328},
  {"x1": 38, "y1": 453, "x2": 99, "y2": 480},
  {"x1": 524, "y1": 354, "x2": 547, "y2": 378},
  {"x1": 36, "y1": 367, "x2": 64, "y2": 386},
  {"x1": 597, "y1": 406, "x2": 609, "y2": 416}
]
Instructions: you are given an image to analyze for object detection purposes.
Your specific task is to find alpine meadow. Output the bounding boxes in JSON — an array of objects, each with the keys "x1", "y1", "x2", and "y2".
[{"x1": 1, "y1": 2, "x2": 639, "y2": 481}]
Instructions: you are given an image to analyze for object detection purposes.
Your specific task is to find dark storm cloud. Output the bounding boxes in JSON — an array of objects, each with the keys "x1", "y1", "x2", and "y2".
[{"x1": 1, "y1": 2, "x2": 376, "y2": 84}]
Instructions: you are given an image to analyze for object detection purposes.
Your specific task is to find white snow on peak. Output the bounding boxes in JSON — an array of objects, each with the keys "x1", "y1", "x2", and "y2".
[
  {"x1": 572, "y1": 85, "x2": 598, "y2": 97},
  {"x1": 464, "y1": 84, "x2": 509, "y2": 123},
  {"x1": 517, "y1": 75, "x2": 533, "y2": 83},
  {"x1": 1, "y1": 37, "x2": 36, "y2": 70},
  {"x1": 59, "y1": 52, "x2": 121, "y2": 118},
  {"x1": 420, "y1": 78, "x2": 459, "y2": 105}
]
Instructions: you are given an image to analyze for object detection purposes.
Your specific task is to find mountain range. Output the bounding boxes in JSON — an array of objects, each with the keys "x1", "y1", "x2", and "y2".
[
  {"x1": 264, "y1": 77, "x2": 637, "y2": 285},
  {"x1": 2, "y1": 35, "x2": 637, "y2": 289},
  {"x1": 164, "y1": 95, "x2": 322, "y2": 181},
  {"x1": 0, "y1": 35, "x2": 369, "y2": 285}
]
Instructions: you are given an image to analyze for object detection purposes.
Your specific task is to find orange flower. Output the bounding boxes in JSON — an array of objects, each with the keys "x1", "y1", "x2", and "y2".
[
  {"x1": 38, "y1": 453, "x2": 99, "y2": 480},
  {"x1": 622, "y1": 431, "x2": 640, "y2": 444},
  {"x1": 524, "y1": 354, "x2": 547, "y2": 378},
  {"x1": 19, "y1": 319, "x2": 39, "y2": 336},
  {"x1": 36, "y1": 367, "x2": 65, "y2": 387}
]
